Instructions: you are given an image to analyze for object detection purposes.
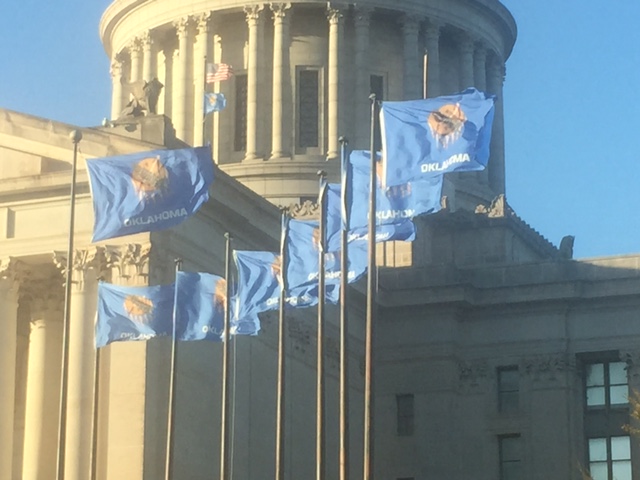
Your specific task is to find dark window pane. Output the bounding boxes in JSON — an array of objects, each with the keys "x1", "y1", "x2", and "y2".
[
  {"x1": 234, "y1": 74, "x2": 248, "y2": 152},
  {"x1": 498, "y1": 367, "x2": 519, "y2": 413},
  {"x1": 298, "y1": 70, "x2": 319, "y2": 148}
]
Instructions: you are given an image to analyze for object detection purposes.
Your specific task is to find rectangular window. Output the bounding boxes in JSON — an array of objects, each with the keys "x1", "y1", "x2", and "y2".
[
  {"x1": 499, "y1": 435, "x2": 522, "y2": 480},
  {"x1": 298, "y1": 69, "x2": 319, "y2": 148},
  {"x1": 234, "y1": 74, "x2": 248, "y2": 152},
  {"x1": 586, "y1": 361, "x2": 628, "y2": 407},
  {"x1": 588, "y1": 436, "x2": 632, "y2": 480},
  {"x1": 370, "y1": 75, "x2": 384, "y2": 152},
  {"x1": 396, "y1": 394, "x2": 414, "y2": 436},
  {"x1": 498, "y1": 366, "x2": 519, "y2": 413}
]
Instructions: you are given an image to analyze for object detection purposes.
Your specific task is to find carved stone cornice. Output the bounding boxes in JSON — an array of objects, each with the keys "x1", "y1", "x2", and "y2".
[
  {"x1": 288, "y1": 200, "x2": 320, "y2": 220},
  {"x1": 244, "y1": 4, "x2": 265, "y2": 25},
  {"x1": 458, "y1": 360, "x2": 489, "y2": 391},
  {"x1": 523, "y1": 354, "x2": 574, "y2": 383}
]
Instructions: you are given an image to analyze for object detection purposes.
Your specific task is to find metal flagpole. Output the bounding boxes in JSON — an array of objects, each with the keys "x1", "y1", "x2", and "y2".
[
  {"x1": 165, "y1": 259, "x2": 182, "y2": 480},
  {"x1": 338, "y1": 137, "x2": 350, "y2": 480},
  {"x1": 90, "y1": 345, "x2": 101, "y2": 480},
  {"x1": 56, "y1": 129, "x2": 82, "y2": 480},
  {"x1": 203, "y1": 56, "x2": 209, "y2": 147},
  {"x1": 275, "y1": 210, "x2": 288, "y2": 480},
  {"x1": 423, "y1": 50, "x2": 429, "y2": 99},
  {"x1": 363, "y1": 95, "x2": 377, "y2": 480},
  {"x1": 316, "y1": 171, "x2": 328, "y2": 480},
  {"x1": 220, "y1": 233, "x2": 232, "y2": 480}
]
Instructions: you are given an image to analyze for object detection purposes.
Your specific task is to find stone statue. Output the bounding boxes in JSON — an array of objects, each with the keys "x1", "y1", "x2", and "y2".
[
  {"x1": 118, "y1": 77, "x2": 164, "y2": 119},
  {"x1": 559, "y1": 235, "x2": 575, "y2": 260}
]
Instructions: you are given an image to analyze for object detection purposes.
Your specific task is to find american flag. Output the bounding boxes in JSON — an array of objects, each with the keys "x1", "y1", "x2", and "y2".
[{"x1": 206, "y1": 63, "x2": 234, "y2": 83}]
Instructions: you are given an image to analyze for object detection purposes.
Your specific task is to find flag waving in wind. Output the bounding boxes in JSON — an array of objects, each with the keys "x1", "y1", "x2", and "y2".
[
  {"x1": 206, "y1": 63, "x2": 234, "y2": 83},
  {"x1": 204, "y1": 93, "x2": 227, "y2": 115},
  {"x1": 380, "y1": 88, "x2": 495, "y2": 187},
  {"x1": 87, "y1": 146, "x2": 214, "y2": 242}
]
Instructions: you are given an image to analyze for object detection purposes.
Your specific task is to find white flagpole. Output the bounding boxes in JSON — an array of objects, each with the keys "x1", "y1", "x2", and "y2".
[
  {"x1": 220, "y1": 233, "x2": 232, "y2": 480},
  {"x1": 316, "y1": 171, "x2": 328, "y2": 480}
]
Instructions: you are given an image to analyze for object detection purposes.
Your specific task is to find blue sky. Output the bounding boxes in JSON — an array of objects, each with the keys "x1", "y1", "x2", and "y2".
[{"x1": 0, "y1": 0, "x2": 638, "y2": 259}]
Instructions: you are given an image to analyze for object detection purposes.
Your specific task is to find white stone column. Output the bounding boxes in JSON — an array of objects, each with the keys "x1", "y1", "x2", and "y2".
[
  {"x1": 327, "y1": 6, "x2": 344, "y2": 159},
  {"x1": 22, "y1": 280, "x2": 64, "y2": 480},
  {"x1": 161, "y1": 45, "x2": 175, "y2": 118},
  {"x1": 54, "y1": 249, "x2": 107, "y2": 480},
  {"x1": 458, "y1": 33, "x2": 474, "y2": 90},
  {"x1": 473, "y1": 43, "x2": 487, "y2": 92},
  {"x1": 487, "y1": 55, "x2": 506, "y2": 195},
  {"x1": 129, "y1": 39, "x2": 143, "y2": 83},
  {"x1": 110, "y1": 56, "x2": 125, "y2": 120},
  {"x1": 270, "y1": 3, "x2": 292, "y2": 159},
  {"x1": 173, "y1": 16, "x2": 192, "y2": 142},
  {"x1": 194, "y1": 12, "x2": 213, "y2": 147},
  {"x1": 402, "y1": 16, "x2": 421, "y2": 100},
  {"x1": 244, "y1": 5, "x2": 265, "y2": 161},
  {"x1": 141, "y1": 31, "x2": 155, "y2": 82},
  {"x1": 0, "y1": 258, "x2": 23, "y2": 480},
  {"x1": 424, "y1": 20, "x2": 441, "y2": 98},
  {"x1": 354, "y1": 7, "x2": 372, "y2": 149}
]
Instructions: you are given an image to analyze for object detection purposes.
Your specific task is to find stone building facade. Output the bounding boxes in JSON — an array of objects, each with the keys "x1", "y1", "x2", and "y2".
[{"x1": 1, "y1": 0, "x2": 639, "y2": 479}]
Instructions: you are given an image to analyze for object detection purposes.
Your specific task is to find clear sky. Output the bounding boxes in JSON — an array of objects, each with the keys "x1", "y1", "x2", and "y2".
[{"x1": 0, "y1": 0, "x2": 638, "y2": 259}]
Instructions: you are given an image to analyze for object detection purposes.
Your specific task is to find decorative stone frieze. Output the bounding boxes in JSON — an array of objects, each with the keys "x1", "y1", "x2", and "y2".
[
  {"x1": 523, "y1": 354, "x2": 574, "y2": 384},
  {"x1": 458, "y1": 360, "x2": 489, "y2": 391}
]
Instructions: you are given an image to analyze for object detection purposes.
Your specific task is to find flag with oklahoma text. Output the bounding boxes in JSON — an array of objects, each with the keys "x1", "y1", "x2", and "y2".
[
  {"x1": 175, "y1": 271, "x2": 225, "y2": 341},
  {"x1": 87, "y1": 146, "x2": 214, "y2": 242},
  {"x1": 380, "y1": 88, "x2": 495, "y2": 186}
]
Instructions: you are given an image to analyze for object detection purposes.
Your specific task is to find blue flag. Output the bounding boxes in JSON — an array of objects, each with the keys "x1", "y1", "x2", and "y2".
[
  {"x1": 175, "y1": 271, "x2": 225, "y2": 341},
  {"x1": 204, "y1": 92, "x2": 227, "y2": 115},
  {"x1": 87, "y1": 146, "x2": 214, "y2": 242},
  {"x1": 96, "y1": 282, "x2": 175, "y2": 348},
  {"x1": 346, "y1": 150, "x2": 442, "y2": 233},
  {"x1": 233, "y1": 250, "x2": 339, "y2": 323},
  {"x1": 380, "y1": 88, "x2": 495, "y2": 186}
]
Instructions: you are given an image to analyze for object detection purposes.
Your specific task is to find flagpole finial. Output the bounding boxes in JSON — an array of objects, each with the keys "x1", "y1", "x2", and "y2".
[
  {"x1": 338, "y1": 136, "x2": 348, "y2": 145},
  {"x1": 317, "y1": 170, "x2": 327, "y2": 179},
  {"x1": 369, "y1": 93, "x2": 376, "y2": 102},
  {"x1": 69, "y1": 130, "x2": 82, "y2": 144},
  {"x1": 224, "y1": 232, "x2": 232, "y2": 241}
]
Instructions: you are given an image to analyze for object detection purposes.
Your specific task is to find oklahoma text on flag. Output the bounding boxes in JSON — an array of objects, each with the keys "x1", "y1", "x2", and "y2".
[
  {"x1": 380, "y1": 88, "x2": 495, "y2": 187},
  {"x1": 87, "y1": 146, "x2": 214, "y2": 242}
]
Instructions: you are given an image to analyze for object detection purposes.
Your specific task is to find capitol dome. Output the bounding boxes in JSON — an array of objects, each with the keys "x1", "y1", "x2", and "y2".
[{"x1": 101, "y1": 0, "x2": 516, "y2": 208}]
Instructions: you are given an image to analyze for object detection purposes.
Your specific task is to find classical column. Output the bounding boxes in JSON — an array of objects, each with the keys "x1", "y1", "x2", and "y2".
[
  {"x1": 423, "y1": 20, "x2": 441, "y2": 97},
  {"x1": 327, "y1": 6, "x2": 344, "y2": 159},
  {"x1": 54, "y1": 249, "x2": 107, "y2": 480},
  {"x1": 458, "y1": 32, "x2": 474, "y2": 90},
  {"x1": 173, "y1": 16, "x2": 192, "y2": 142},
  {"x1": 161, "y1": 44, "x2": 175, "y2": 118},
  {"x1": 354, "y1": 7, "x2": 372, "y2": 149},
  {"x1": 473, "y1": 43, "x2": 487, "y2": 92},
  {"x1": 270, "y1": 3, "x2": 292, "y2": 159},
  {"x1": 129, "y1": 38, "x2": 143, "y2": 83},
  {"x1": 141, "y1": 31, "x2": 155, "y2": 82},
  {"x1": 402, "y1": 16, "x2": 421, "y2": 100},
  {"x1": 22, "y1": 279, "x2": 64, "y2": 480},
  {"x1": 0, "y1": 258, "x2": 23, "y2": 480},
  {"x1": 487, "y1": 55, "x2": 506, "y2": 194},
  {"x1": 194, "y1": 12, "x2": 213, "y2": 147},
  {"x1": 110, "y1": 55, "x2": 125, "y2": 120},
  {"x1": 244, "y1": 5, "x2": 265, "y2": 161}
]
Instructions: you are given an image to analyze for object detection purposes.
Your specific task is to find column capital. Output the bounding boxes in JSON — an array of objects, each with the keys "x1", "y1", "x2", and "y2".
[
  {"x1": 139, "y1": 31, "x2": 154, "y2": 49},
  {"x1": 354, "y1": 6, "x2": 373, "y2": 27},
  {"x1": 487, "y1": 54, "x2": 506, "y2": 85},
  {"x1": 173, "y1": 16, "x2": 193, "y2": 38},
  {"x1": 424, "y1": 19, "x2": 441, "y2": 41},
  {"x1": 53, "y1": 247, "x2": 109, "y2": 291},
  {"x1": 456, "y1": 31, "x2": 475, "y2": 55},
  {"x1": 24, "y1": 276, "x2": 65, "y2": 319},
  {"x1": 270, "y1": 3, "x2": 291, "y2": 22},
  {"x1": 326, "y1": 5, "x2": 345, "y2": 24},
  {"x1": 0, "y1": 257, "x2": 27, "y2": 299},
  {"x1": 127, "y1": 37, "x2": 143, "y2": 55},
  {"x1": 196, "y1": 11, "x2": 213, "y2": 34},
  {"x1": 244, "y1": 4, "x2": 265, "y2": 25},
  {"x1": 110, "y1": 54, "x2": 124, "y2": 78},
  {"x1": 474, "y1": 42, "x2": 488, "y2": 61},
  {"x1": 400, "y1": 14, "x2": 420, "y2": 36}
]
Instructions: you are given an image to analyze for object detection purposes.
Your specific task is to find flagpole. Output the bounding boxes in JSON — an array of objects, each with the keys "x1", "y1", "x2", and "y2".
[
  {"x1": 338, "y1": 136, "x2": 350, "y2": 480},
  {"x1": 203, "y1": 56, "x2": 208, "y2": 147},
  {"x1": 165, "y1": 258, "x2": 182, "y2": 480},
  {"x1": 275, "y1": 210, "x2": 288, "y2": 480},
  {"x1": 56, "y1": 129, "x2": 82, "y2": 480},
  {"x1": 90, "y1": 345, "x2": 101, "y2": 480},
  {"x1": 316, "y1": 170, "x2": 328, "y2": 480},
  {"x1": 363, "y1": 95, "x2": 377, "y2": 480},
  {"x1": 220, "y1": 233, "x2": 232, "y2": 480},
  {"x1": 423, "y1": 50, "x2": 428, "y2": 99}
]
